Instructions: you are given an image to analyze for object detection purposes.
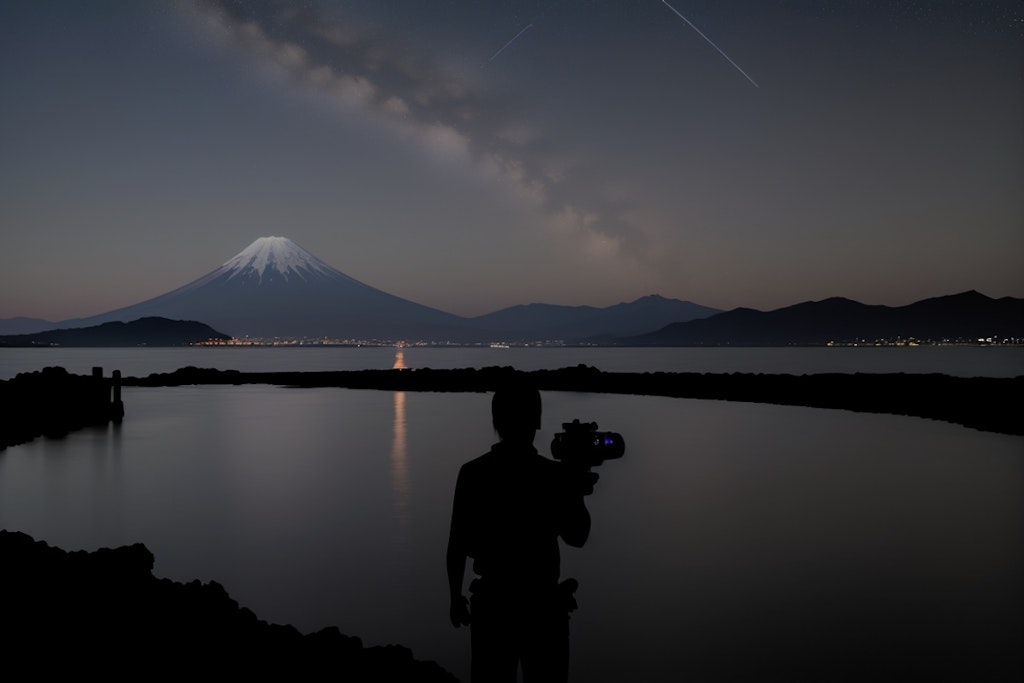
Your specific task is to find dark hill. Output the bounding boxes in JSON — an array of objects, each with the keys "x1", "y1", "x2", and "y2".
[
  {"x1": 470, "y1": 294, "x2": 720, "y2": 341},
  {"x1": 0, "y1": 317, "x2": 230, "y2": 347},
  {"x1": 623, "y1": 291, "x2": 1024, "y2": 346}
]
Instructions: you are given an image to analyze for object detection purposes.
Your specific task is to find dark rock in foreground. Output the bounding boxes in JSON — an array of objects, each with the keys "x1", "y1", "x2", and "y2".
[{"x1": 0, "y1": 530, "x2": 457, "y2": 681}]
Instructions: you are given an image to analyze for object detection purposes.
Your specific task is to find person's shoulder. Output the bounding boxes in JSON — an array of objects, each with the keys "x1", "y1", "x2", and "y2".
[
  {"x1": 531, "y1": 452, "x2": 560, "y2": 469},
  {"x1": 459, "y1": 446, "x2": 502, "y2": 474}
]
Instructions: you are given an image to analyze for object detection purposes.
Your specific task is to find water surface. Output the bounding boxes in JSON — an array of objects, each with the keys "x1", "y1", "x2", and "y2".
[
  {"x1": 1, "y1": 385, "x2": 1020, "y2": 681},
  {"x1": 2, "y1": 344, "x2": 1022, "y2": 380}
]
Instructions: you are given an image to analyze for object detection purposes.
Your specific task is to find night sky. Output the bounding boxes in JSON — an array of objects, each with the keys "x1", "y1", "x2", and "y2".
[{"x1": 2, "y1": 0, "x2": 1022, "y2": 321}]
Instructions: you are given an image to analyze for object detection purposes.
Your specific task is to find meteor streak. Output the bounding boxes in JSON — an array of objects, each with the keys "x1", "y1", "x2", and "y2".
[
  {"x1": 662, "y1": 0, "x2": 759, "y2": 88},
  {"x1": 487, "y1": 23, "x2": 534, "y2": 63}
]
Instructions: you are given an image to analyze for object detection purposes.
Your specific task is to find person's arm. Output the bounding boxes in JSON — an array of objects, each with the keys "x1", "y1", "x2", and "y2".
[
  {"x1": 447, "y1": 538, "x2": 471, "y2": 627},
  {"x1": 559, "y1": 494, "x2": 591, "y2": 548},
  {"x1": 558, "y1": 465, "x2": 594, "y2": 547},
  {"x1": 447, "y1": 471, "x2": 472, "y2": 627}
]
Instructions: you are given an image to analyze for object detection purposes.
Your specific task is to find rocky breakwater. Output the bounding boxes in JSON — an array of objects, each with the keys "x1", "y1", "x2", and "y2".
[
  {"x1": 0, "y1": 530, "x2": 457, "y2": 680},
  {"x1": 0, "y1": 366, "x2": 124, "y2": 450},
  {"x1": 126, "y1": 365, "x2": 1023, "y2": 436}
]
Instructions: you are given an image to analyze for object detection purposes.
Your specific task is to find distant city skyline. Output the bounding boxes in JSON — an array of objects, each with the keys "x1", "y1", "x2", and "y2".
[{"x1": 2, "y1": 1, "x2": 1022, "y2": 322}]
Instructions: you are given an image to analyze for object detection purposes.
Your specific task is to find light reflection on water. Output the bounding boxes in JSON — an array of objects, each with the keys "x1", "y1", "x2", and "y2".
[
  {"x1": 391, "y1": 351, "x2": 411, "y2": 537},
  {"x1": 1, "y1": 384, "x2": 1021, "y2": 681},
  {"x1": 391, "y1": 390, "x2": 410, "y2": 532}
]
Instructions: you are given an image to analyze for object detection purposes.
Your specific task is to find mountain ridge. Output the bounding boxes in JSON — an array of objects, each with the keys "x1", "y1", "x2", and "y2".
[
  {"x1": 0, "y1": 317, "x2": 231, "y2": 347},
  {"x1": 469, "y1": 294, "x2": 720, "y2": 342},
  {"x1": 1, "y1": 238, "x2": 1019, "y2": 344},
  {"x1": 0, "y1": 237, "x2": 715, "y2": 342},
  {"x1": 621, "y1": 290, "x2": 1024, "y2": 346}
]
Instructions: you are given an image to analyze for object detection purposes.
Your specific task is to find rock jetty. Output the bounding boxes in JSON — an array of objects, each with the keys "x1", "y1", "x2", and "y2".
[
  {"x1": 125, "y1": 365, "x2": 1022, "y2": 436},
  {"x1": 0, "y1": 366, "x2": 123, "y2": 450},
  {"x1": 0, "y1": 530, "x2": 457, "y2": 680}
]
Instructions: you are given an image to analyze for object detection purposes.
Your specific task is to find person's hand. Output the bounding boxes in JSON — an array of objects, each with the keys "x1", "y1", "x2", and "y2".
[
  {"x1": 450, "y1": 595, "x2": 471, "y2": 628},
  {"x1": 559, "y1": 461, "x2": 600, "y2": 495},
  {"x1": 567, "y1": 468, "x2": 599, "y2": 495}
]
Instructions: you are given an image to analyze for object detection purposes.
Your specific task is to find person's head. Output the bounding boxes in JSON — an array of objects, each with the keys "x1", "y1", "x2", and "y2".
[{"x1": 491, "y1": 384, "x2": 542, "y2": 444}]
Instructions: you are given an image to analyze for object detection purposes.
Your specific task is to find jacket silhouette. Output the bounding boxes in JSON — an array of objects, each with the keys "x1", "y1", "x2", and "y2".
[{"x1": 447, "y1": 385, "x2": 592, "y2": 682}]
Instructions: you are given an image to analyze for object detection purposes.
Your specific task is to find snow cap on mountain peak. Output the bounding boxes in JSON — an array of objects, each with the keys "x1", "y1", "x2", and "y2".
[{"x1": 222, "y1": 236, "x2": 336, "y2": 282}]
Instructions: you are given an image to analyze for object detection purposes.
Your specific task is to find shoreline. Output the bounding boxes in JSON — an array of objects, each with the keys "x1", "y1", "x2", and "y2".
[
  {"x1": 122, "y1": 365, "x2": 1023, "y2": 437},
  {"x1": 0, "y1": 530, "x2": 457, "y2": 680},
  {"x1": 4, "y1": 366, "x2": 1019, "y2": 452}
]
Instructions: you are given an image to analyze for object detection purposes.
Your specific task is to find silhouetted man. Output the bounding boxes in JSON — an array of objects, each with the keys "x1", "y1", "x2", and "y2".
[{"x1": 447, "y1": 385, "x2": 593, "y2": 682}]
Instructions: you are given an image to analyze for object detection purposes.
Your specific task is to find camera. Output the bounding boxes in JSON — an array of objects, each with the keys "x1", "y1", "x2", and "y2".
[{"x1": 551, "y1": 419, "x2": 625, "y2": 469}]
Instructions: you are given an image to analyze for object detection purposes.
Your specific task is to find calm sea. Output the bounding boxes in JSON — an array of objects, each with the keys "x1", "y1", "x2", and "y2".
[
  {"x1": 1, "y1": 344, "x2": 1022, "y2": 380},
  {"x1": 1, "y1": 347, "x2": 1021, "y2": 681}
]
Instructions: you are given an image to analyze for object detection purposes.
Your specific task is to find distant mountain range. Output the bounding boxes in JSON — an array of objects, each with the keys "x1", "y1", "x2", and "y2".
[
  {"x1": 621, "y1": 291, "x2": 1024, "y2": 346},
  {"x1": 0, "y1": 237, "x2": 716, "y2": 342},
  {"x1": 470, "y1": 295, "x2": 719, "y2": 342},
  {"x1": 1, "y1": 237, "x2": 1019, "y2": 345},
  {"x1": 0, "y1": 318, "x2": 230, "y2": 347}
]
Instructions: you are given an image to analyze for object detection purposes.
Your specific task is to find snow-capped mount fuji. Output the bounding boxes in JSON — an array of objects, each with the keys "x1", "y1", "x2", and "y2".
[
  {"x1": 3, "y1": 236, "x2": 726, "y2": 341},
  {"x1": 175, "y1": 236, "x2": 381, "y2": 294},
  {"x1": 220, "y1": 235, "x2": 348, "y2": 284},
  {"x1": 63, "y1": 237, "x2": 482, "y2": 341}
]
